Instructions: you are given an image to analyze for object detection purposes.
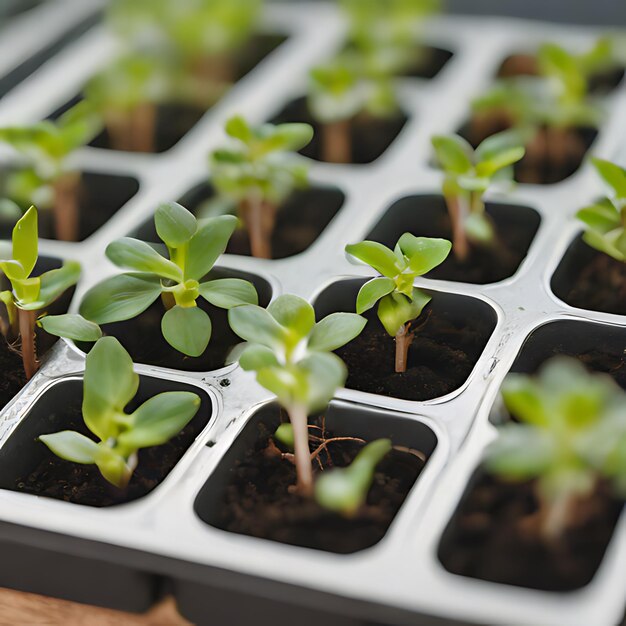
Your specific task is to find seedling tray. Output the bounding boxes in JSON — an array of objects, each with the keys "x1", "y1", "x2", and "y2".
[{"x1": 0, "y1": 3, "x2": 624, "y2": 625}]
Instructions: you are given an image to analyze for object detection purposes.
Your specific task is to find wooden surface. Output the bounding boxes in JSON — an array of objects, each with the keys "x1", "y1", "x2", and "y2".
[{"x1": 0, "y1": 589, "x2": 191, "y2": 626}]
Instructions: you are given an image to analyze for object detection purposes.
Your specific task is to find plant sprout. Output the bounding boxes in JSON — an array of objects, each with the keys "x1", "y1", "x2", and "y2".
[
  {"x1": 576, "y1": 157, "x2": 626, "y2": 263},
  {"x1": 308, "y1": 52, "x2": 398, "y2": 163},
  {"x1": 0, "y1": 101, "x2": 103, "y2": 240},
  {"x1": 228, "y1": 294, "x2": 366, "y2": 495},
  {"x1": 79, "y1": 201, "x2": 257, "y2": 358},
  {"x1": 209, "y1": 116, "x2": 313, "y2": 259},
  {"x1": 0, "y1": 206, "x2": 101, "y2": 379},
  {"x1": 40, "y1": 336, "x2": 201, "y2": 488},
  {"x1": 431, "y1": 131, "x2": 526, "y2": 261},
  {"x1": 486, "y1": 357, "x2": 626, "y2": 541},
  {"x1": 345, "y1": 233, "x2": 451, "y2": 373},
  {"x1": 315, "y1": 438, "x2": 391, "y2": 516}
]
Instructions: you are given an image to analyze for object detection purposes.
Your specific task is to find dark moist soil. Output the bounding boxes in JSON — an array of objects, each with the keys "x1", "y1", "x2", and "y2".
[
  {"x1": 367, "y1": 196, "x2": 540, "y2": 284},
  {"x1": 560, "y1": 250, "x2": 626, "y2": 317},
  {"x1": 271, "y1": 97, "x2": 407, "y2": 164},
  {"x1": 0, "y1": 342, "x2": 27, "y2": 410},
  {"x1": 50, "y1": 34, "x2": 285, "y2": 153},
  {"x1": 335, "y1": 302, "x2": 493, "y2": 401},
  {"x1": 215, "y1": 415, "x2": 424, "y2": 553},
  {"x1": 438, "y1": 471, "x2": 623, "y2": 591},
  {"x1": 496, "y1": 52, "x2": 625, "y2": 94},
  {"x1": 134, "y1": 184, "x2": 344, "y2": 259},
  {"x1": 13, "y1": 400, "x2": 210, "y2": 507}
]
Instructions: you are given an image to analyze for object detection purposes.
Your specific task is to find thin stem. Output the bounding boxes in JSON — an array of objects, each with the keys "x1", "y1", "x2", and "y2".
[
  {"x1": 18, "y1": 308, "x2": 38, "y2": 380},
  {"x1": 130, "y1": 103, "x2": 156, "y2": 153},
  {"x1": 240, "y1": 196, "x2": 276, "y2": 259},
  {"x1": 539, "y1": 489, "x2": 577, "y2": 543},
  {"x1": 322, "y1": 119, "x2": 351, "y2": 164},
  {"x1": 394, "y1": 323, "x2": 414, "y2": 374},
  {"x1": 445, "y1": 194, "x2": 470, "y2": 262},
  {"x1": 288, "y1": 404, "x2": 313, "y2": 496},
  {"x1": 52, "y1": 172, "x2": 80, "y2": 242}
]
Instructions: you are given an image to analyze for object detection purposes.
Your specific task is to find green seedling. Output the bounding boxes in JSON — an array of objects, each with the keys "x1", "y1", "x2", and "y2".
[
  {"x1": 0, "y1": 102, "x2": 103, "y2": 240},
  {"x1": 315, "y1": 438, "x2": 391, "y2": 516},
  {"x1": 576, "y1": 157, "x2": 626, "y2": 263},
  {"x1": 39, "y1": 336, "x2": 200, "y2": 488},
  {"x1": 79, "y1": 201, "x2": 257, "y2": 358},
  {"x1": 0, "y1": 206, "x2": 101, "y2": 379},
  {"x1": 108, "y1": 0, "x2": 261, "y2": 84},
  {"x1": 228, "y1": 294, "x2": 366, "y2": 495},
  {"x1": 308, "y1": 52, "x2": 398, "y2": 164},
  {"x1": 345, "y1": 234, "x2": 451, "y2": 373},
  {"x1": 209, "y1": 115, "x2": 313, "y2": 259},
  {"x1": 431, "y1": 131, "x2": 526, "y2": 262},
  {"x1": 486, "y1": 356, "x2": 626, "y2": 541},
  {"x1": 340, "y1": 0, "x2": 440, "y2": 75}
]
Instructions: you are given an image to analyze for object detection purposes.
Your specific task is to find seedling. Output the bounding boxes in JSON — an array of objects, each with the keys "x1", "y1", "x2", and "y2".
[
  {"x1": 228, "y1": 294, "x2": 366, "y2": 495},
  {"x1": 39, "y1": 336, "x2": 201, "y2": 488},
  {"x1": 431, "y1": 131, "x2": 526, "y2": 261},
  {"x1": 345, "y1": 234, "x2": 451, "y2": 373},
  {"x1": 576, "y1": 158, "x2": 626, "y2": 263},
  {"x1": 486, "y1": 357, "x2": 626, "y2": 541},
  {"x1": 308, "y1": 52, "x2": 398, "y2": 163},
  {"x1": 209, "y1": 116, "x2": 313, "y2": 258},
  {"x1": 0, "y1": 101, "x2": 103, "y2": 240},
  {"x1": 315, "y1": 438, "x2": 391, "y2": 516},
  {"x1": 79, "y1": 201, "x2": 258, "y2": 357},
  {"x1": 0, "y1": 206, "x2": 101, "y2": 379}
]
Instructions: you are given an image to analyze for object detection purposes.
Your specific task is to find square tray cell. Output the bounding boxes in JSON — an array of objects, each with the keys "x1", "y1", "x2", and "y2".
[
  {"x1": 132, "y1": 182, "x2": 345, "y2": 260},
  {"x1": 551, "y1": 233, "x2": 626, "y2": 317},
  {"x1": 366, "y1": 194, "x2": 540, "y2": 284},
  {"x1": 194, "y1": 401, "x2": 437, "y2": 553},
  {"x1": 313, "y1": 279, "x2": 497, "y2": 401}
]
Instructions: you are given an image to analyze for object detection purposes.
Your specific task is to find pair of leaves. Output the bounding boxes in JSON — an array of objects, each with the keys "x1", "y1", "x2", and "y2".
[
  {"x1": 346, "y1": 234, "x2": 450, "y2": 336},
  {"x1": 80, "y1": 202, "x2": 257, "y2": 357},
  {"x1": 39, "y1": 337, "x2": 201, "y2": 487},
  {"x1": 229, "y1": 294, "x2": 366, "y2": 412}
]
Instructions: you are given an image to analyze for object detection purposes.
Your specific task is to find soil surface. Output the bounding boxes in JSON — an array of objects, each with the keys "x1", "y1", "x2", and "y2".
[
  {"x1": 559, "y1": 249, "x2": 626, "y2": 317},
  {"x1": 368, "y1": 196, "x2": 540, "y2": 284},
  {"x1": 212, "y1": 415, "x2": 425, "y2": 553},
  {"x1": 0, "y1": 342, "x2": 27, "y2": 411},
  {"x1": 13, "y1": 401, "x2": 210, "y2": 507},
  {"x1": 438, "y1": 471, "x2": 623, "y2": 591},
  {"x1": 272, "y1": 97, "x2": 407, "y2": 164},
  {"x1": 135, "y1": 184, "x2": 344, "y2": 259},
  {"x1": 335, "y1": 300, "x2": 494, "y2": 401}
]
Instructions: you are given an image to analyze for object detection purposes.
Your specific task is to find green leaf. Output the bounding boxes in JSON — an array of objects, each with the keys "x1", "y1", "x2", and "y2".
[
  {"x1": 432, "y1": 135, "x2": 473, "y2": 174},
  {"x1": 25, "y1": 261, "x2": 81, "y2": 309},
  {"x1": 501, "y1": 375, "x2": 549, "y2": 426},
  {"x1": 225, "y1": 115, "x2": 253, "y2": 142},
  {"x1": 11, "y1": 205, "x2": 38, "y2": 278},
  {"x1": 299, "y1": 351, "x2": 347, "y2": 412},
  {"x1": 80, "y1": 273, "x2": 163, "y2": 324},
  {"x1": 118, "y1": 391, "x2": 200, "y2": 450},
  {"x1": 228, "y1": 304, "x2": 286, "y2": 348},
  {"x1": 39, "y1": 431, "x2": 100, "y2": 464},
  {"x1": 185, "y1": 215, "x2": 238, "y2": 280},
  {"x1": 591, "y1": 157, "x2": 626, "y2": 198},
  {"x1": 308, "y1": 312, "x2": 366, "y2": 352},
  {"x1": 238, "y1": 344, "x2": 280, "y2": 370},
  {"x1": 106, "y1": 238, "x2": 183, "y2": 281},
  {"x1": 154, "y1": 202, "x2": 198, "y2": 248},
  {"x1": 577, "y1": 202, "x2": 621, "y2": 234},
  {"x1": 345, "y1": 241, "x2": 400, "y2": 277},
  {"x1": 198, "y1": 278, "x2": 258, "y2": 309},
  {"x1": 355, "y1": 277, "x2": 395, "y2": 313},
  {"x1": 377, "y1": 289, "x2": 430, "y2": 337},
  {"x1": 267, "y1": 295, "x2": 315, "y2": 340},
  {"x1": 38, "y1": 314, "x2": 102, "y2": 342},
  {"x1": 465, "y1": 213, "x2": 495, "y2": 244},
  {"x1": 83, "y1": 337, "x2": 139, "y2": 441},
  {"x1": 264, "y1": 123, "x2": 314, "y2": 152},
  {"x1": 397, "y1": 234, "x2": 452, "y2": 275},
  {"x1": 274, "y1": 423, "x2": 294, "y2": 448},
  {"x1": 95, "y1": 446, "x2": 132, "y2": 488},
  {"x1": 161, "y1": 305, "x2": 211, "y2": 357}
]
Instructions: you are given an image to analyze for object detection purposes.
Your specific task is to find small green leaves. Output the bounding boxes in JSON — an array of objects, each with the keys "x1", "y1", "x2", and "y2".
[
  {"x1": 308, "y1": 312, "x2": 367, "y2": 352},
  {"x1": 577, "y1": 158, "x2": 626, "y2": 263},
  {"x1": 198, "y1": 278, "x2": 258, "y2": 309},
  {"x1": 12, "y1": 206, "x2": 38, "y2": 279},
  {"x1": 228, "y1": 305, "x2": 287, "y2": 351},
  {"x1": 185, "y1": 215, "x2": 238, "y2": 280},
  {"x1": 486, "y1": 357, "x2": 626, "y2": 537},
  {"x1": 431, "y1": 135, "x2": 473, "y2": 174},
  {"x1": 274, "y1": 423, "x2": 294, "y2": 448},
  {"x1": 315, "y1": 439, "x2": 392, "y2": 516},
  {"x1": 155, "y1": 201, "x2": 197, "y2": 247},
  {"x1": 347, "y1": 234, "x2": 449, "y2": 337},
  {"x1": 161, "y1": 305, "x2": 212, "y2": 357},
  {"x1": 38, "y1": 314, "x2": 102, "y2": 342},
  {"x1": 40, "y1": 336, "x2": 201, "y2": 488},
  {"x1": 106, "y1": 238, "x2": 183, "y2": 281}
]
